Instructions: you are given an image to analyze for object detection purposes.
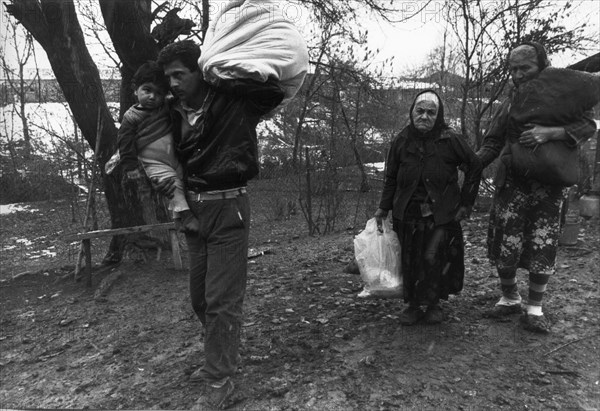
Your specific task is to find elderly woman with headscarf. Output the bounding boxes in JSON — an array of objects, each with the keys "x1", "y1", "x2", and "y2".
[
  {"x1": 374, "y1": 90, "x2": 482, "y2": 325},
  {"x1": 478, "y1": 42, "x2": 597, "y2": 333}
]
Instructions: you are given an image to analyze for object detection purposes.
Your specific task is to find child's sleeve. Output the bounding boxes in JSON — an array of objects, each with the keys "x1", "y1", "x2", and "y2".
[{"x1": 117, "y1": 111, "x2": 140, "y2": 172}]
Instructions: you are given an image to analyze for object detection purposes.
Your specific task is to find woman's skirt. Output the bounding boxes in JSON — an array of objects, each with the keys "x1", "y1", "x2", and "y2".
[
  {"x1": 393, "y1": 202, "x2": 465, "y2": 306},
  {"x1": 487, "y1": 177, "x2": 566, "y2": 274}
]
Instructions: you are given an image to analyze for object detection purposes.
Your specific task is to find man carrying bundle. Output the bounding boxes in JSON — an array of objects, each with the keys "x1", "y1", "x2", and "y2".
[{"x1": 155, "y1": 1, "x2": 308, "y2": 408}]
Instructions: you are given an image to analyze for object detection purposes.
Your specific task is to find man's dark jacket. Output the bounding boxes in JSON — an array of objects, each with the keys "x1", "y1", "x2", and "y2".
[{"x1": 170, "y1": 78, "x2": 284, "y2": 192}]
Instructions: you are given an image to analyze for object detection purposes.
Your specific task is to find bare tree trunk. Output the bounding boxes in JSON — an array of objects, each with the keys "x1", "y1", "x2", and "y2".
[
  {"x1": 304, "y1": 147, "x2": 314, "y2": 235},
  {"x1": 351, "y1": 86, "x2": 369, "y2": 192},
  {"x1": 6, "y1": 0, "x2": 152, "y2": 263},
  {"x1": 1, "y1": 21, "x2": 35, "y2": 159},
  {"x1": 99, "y1": 0, "x2": 158, "y2": 119},
  {"x1": 201, "y1": 0, "x2": 210, "y2": 39},
  {"x1": 459, "y1": 0, "x2": 470, "y2": 138},
  {"x1": 439, "y1": 28, "x2": 448, "y2": 92},
  {"x1": 18, "y1": 65, "x2": 31, "y2": 158},
  {"x1": 292, "y1": 98, "x2": 309, "y2": 169},
  {"x1": 100, "y1": 0, "x2": 172, "y2": 251},
  {"x1": 7, "y1": 1, "x2": 116, "y2": 162},
  {"x1": 73, "y1": 115, "x2": 82, "y2": 179},
  {"x1": 292, "y1": 46, "x2": 327, "y2": 168}
]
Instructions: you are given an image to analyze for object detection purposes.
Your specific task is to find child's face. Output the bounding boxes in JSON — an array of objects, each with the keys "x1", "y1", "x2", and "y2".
[{"x1": 134, "y1": 82, "x2": 166, "y2": 109}]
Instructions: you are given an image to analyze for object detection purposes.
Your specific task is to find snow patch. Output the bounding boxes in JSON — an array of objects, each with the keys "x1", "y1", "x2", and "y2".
[
  {"x1": 15, "y1": 238, "x2": 33, "y2": 247},
  {"x1": 365, "y1": 162, "x2": 385, "y2": 172},
  {"x1": 27, "y1": 249, "x2": 57, "y2": 259},
  {"x1": 0, "y1": 204, "x2": 39, "y2": 215}
]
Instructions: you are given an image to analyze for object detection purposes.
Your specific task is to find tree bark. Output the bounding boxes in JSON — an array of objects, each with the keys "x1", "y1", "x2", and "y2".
[
  {"x1": 7, "y1": 1, "x2": 116, "y2": 163},
  {"x1": 99, "y1": 0, "x2": 158, "y2": 119},
  {"x1": 99, "y1": 0, "x2": 171, "y2": 246},
  {"x1": 18, "y1": 65, "x2": 32, "y2": 157},
  {"x1": 6, "y1": 0, "x2": 166, "y2": 263}
]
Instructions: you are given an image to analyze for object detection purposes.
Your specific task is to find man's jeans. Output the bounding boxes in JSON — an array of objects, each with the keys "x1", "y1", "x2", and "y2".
[{"x1": 185, "y1": 193, "x2": 250, "y2": 383}]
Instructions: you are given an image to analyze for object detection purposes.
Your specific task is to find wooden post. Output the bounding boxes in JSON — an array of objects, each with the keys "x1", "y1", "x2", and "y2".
[
  {"x1": 77, "y1": 108, "x2": 103, "y2": 286},
  {"x1": 305, "y1": 146, "x2": 314, "y2": 235},
  {"x1": 83, "y1": 239, "x2": 92, "y2": 288},
  {"x1": 63, "y1": 223, "x2": 180, "y2": 274},
  {"x1": 169, "y1": 229, "x2": 183, "y2": 270}
]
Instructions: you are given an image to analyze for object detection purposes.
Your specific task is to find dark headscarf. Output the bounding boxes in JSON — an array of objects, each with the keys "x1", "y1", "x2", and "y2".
[
  {"x1": 511, "y1": 41, "x2": 551, "y2": 71},
  {"x1": 408, "y1": 89, "x2": 448, "y2": 137}
]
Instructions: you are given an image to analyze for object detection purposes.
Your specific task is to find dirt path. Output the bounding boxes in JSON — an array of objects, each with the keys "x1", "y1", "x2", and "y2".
[{"x1": 1, "y1": 211, "x2": 599, "y2": 410}]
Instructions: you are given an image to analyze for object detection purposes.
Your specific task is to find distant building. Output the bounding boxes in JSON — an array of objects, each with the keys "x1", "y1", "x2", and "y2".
[{"x1": 0, "y1": 68, "x2": 120, "y2": 106}]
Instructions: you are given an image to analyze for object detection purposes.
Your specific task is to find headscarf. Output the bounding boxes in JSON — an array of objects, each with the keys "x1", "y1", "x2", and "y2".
[
  {"x1": 414, "y1": 91, "x2": 440, "y2": 108},
  {"x1": 510, "y1": 41, "x2": 551, "y2": 71},
  {"x1": 521, "y1": 41, "x2": 551, "y2": 70},
  {"x1": 408, "y1": 89, "x2": 448, "y2": 136}
]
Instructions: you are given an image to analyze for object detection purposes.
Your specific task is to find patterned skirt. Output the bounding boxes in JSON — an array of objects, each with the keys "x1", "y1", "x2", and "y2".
[
  {"x1": 393, "y1": 202, "x2": 465, "y2": 306},
  {"x1": 487, "y1": 178, "x2": 566, "y2": 274}
]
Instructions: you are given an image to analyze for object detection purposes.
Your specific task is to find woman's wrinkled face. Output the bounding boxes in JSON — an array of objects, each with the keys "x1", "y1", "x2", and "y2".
[
  {"x1": 509, "y1": 47, "x2": 540, "y2": 87},
  {"x1": 412, "y1": 100, "x2": 438, "y2": 133}
]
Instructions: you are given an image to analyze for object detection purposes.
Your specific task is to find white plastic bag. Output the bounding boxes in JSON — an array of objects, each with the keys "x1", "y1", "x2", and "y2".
[
  {"x1": 354, "y1": 218, "x2": 402, "y2": 299},
  {"x1": 198, "y1": 0, "x2": 309, "y2": 108}
]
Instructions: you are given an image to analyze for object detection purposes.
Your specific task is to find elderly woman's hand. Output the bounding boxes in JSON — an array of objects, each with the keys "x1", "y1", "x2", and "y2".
[
  {"x1": 519, "y1": 123, "x2": 566, "y2": 148},
  {"x1": 374, "y1": 208, "x2": 389, "y2": 232}
]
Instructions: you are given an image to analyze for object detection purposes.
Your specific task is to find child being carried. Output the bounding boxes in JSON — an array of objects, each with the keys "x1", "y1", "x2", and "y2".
[{"x1": 118, "y1": 61, "x2": 200, "y2": 233}]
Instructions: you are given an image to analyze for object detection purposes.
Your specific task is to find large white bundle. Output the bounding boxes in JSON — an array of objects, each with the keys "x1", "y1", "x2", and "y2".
[{"x1": 199, "y1": 0, "x2": 309, "y2": 108}]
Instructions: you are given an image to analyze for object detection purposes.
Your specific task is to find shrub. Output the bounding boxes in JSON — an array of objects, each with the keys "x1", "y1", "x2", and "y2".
[{"x1": 0, "y1": 156, "x2": 78, "y2": 204}]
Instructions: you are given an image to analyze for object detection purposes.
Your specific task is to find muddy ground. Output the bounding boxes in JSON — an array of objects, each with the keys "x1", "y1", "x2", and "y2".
[{"x1": 1, "y1": 198, "x2": 599, "y2": 410}]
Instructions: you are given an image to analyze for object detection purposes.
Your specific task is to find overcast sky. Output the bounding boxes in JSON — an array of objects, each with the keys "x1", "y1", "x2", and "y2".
[
  {"x1": 368, "y1": 0, "x2": 600, "y2": 77},
  {"x1": 1, "y1": 0, "x2": 599, "y2": 79}
]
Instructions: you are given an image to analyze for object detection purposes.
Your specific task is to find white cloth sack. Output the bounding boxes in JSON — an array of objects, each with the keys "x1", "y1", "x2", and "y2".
[
  {"x1": 354, "y1": 218, "x2": 402, "y2": 299},
  {"x1": 199, "y1": 0, "x2": 309, "y2": 108}
]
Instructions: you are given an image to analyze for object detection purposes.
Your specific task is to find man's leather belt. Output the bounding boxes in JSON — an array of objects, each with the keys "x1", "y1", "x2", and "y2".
[{"x1": 187, "y1": 187, "x2": 246, "y2": 201}]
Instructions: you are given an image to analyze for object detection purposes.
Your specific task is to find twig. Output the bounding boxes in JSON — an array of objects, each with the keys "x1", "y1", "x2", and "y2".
[
  {"x1": 563, "y1": 246, "x2": 593, "y2": 255},
  {"x1": 545, "y1": 370, "x2": 580, "y2": 376},
  {"x1": 75, "y1": 108, "x2": 103, "y2": 284},
  {"x1": 544, "y1": 332, "x2": 599, "y2": 356}
]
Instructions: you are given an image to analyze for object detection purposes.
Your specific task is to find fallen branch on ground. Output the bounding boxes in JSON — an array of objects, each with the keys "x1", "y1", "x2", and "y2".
[{"x1": 544, "y1": 332, "x2": 600, "y2": 356}]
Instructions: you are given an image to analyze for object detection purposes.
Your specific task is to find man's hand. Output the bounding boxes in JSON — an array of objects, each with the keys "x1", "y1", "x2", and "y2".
[
  {"x1": 179, "y1": 209, "x2": 200, "y2": 234},
  {"x1": 519, "y1": 123, "x2": 566, "y2": 148},
  {"x1": 151, "y1": 177, "x2": 176, "y2": 199},
  {"x1": 454, "y1": 206, "x2": 470, "y2": 222},
  {"x1": 374, "y1": 208, "x2": 389, "y2": 233}
]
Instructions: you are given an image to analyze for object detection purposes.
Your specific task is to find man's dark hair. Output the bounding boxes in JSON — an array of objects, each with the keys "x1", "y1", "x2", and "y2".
[
  {"x1": 132, "y1": 61, "x2": 169, "y2": 91},
  {"x1": 157, "y1": 40, "x2": 201, "y2": 72}
]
